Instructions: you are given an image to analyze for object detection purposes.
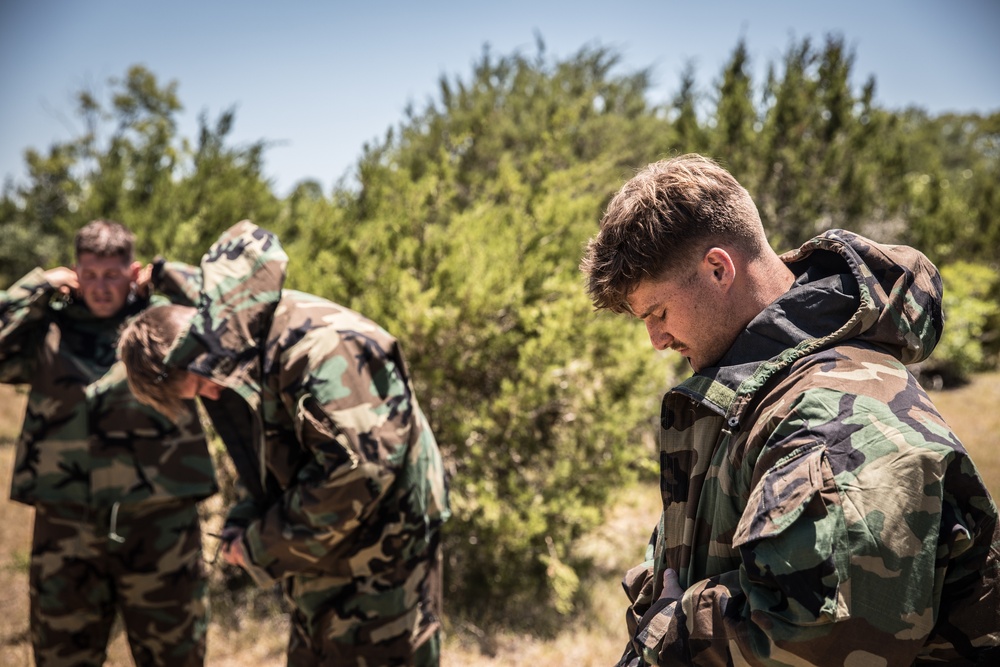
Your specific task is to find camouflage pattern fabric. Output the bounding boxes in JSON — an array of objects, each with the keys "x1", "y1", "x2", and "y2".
[
  {"x1": 287, "y1": 628, "x2": 440, "y2": 667},
  {"x1": 151, "y1": 257, "x2": 204, "y2": 307},
  {"x1": 617, "y1": 231, "x2": 1000, "y2": 666},
  {"x1": 30, "y1": 500, "x2": 207, "y2": 667},
  {"x1": 283, "y1": 546, "x2": 443, "y2": 666},
  {"x1": 1, "y1": 267, "x2": 216, "y2": 666},
  {"x1": 164, "y1": 220, "x2": 451, "y2": 664},
  {"x1": 0, "y1": 268, "x2": 216, "y2": 506}
]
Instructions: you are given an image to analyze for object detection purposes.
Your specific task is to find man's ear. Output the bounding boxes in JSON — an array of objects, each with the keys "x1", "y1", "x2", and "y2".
[
  {"x1": 702, "y1": 247, "x2": 735, "y2": 290},
  {"x1": 129, "y1": 261, "x2": 142, "y2": 282}
]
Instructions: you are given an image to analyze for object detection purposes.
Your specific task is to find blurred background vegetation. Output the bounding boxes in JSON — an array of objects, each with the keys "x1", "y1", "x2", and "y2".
[{"x1": 2, "y1": 34, "x2": 998, "y2": 636}]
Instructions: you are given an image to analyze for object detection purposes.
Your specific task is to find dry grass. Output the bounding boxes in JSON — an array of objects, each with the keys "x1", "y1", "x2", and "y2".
[
  {"x1": 926, "y1": 371, "x2": 1000, "y2": 500},
  {"x1": 2, "y1": 372, "x2": 998, "y2": 665},
  {"x1": 441, "y1": 481, "x2": 660, "y2": 667}
]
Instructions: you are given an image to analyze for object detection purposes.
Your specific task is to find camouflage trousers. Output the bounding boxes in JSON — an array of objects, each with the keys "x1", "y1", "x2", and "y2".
[
  {"x1": 282, "y1": 542, "x2": 443, "y2": 666},
  {"x1": 29, "y1": 499, "x2": 208, "y2": 667}
]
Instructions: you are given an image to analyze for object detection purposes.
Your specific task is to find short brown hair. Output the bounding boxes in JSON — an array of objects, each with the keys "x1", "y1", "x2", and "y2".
[
  {"x1": 75, "y1": 219, "x2": 135, "y2": 262},
  {"x1": 581, "y1": 154, "x2": 766, "y2": 313},
  {"x1": 118, "y1": 304, "x2": 195, "y2": 422}
]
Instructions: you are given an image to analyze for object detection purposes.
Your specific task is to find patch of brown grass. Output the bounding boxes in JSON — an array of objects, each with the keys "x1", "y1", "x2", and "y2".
[
  {"x1": 441, "y1": 481, "x2": 660, "y2": 666},
  {"x1": 0, "y1": 384, "x2": 26, "y2": 445},
  {"x1": 927, "y1": 371, "x2": 1000, "y2": 500},
  {"x1": 0, "y1": 384, "x2": 32, "y2": 665}
]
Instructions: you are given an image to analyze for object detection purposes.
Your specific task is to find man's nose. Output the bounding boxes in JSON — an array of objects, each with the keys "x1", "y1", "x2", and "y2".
[{"x1": 645, "y1": 320, "x2": 673, "y2": 351}]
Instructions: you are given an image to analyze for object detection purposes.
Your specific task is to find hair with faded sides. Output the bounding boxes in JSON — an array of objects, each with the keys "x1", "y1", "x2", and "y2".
[
  {"x1": 75, "y1": 219, "x2": 135, "y2": 262},
  {"x1": 118, "y1": 304, "x2": 195, "y2": 422},
  {"x1": 580, "y1": 154, "x2": 767, "y2": 314}
]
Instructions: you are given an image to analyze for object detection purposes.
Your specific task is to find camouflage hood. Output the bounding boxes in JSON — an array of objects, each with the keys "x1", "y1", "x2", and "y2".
[
  {"x1": 165, "y1": 220, "x2": 287, "y2": 405},
  {"x1": 679, "y1": 230, "x2": 944, "y2": 424}
]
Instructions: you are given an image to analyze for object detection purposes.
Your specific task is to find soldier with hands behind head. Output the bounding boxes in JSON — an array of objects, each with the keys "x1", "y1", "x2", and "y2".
[{"x1": 0, "y1": 219, "x2": 216, "y2": 666}]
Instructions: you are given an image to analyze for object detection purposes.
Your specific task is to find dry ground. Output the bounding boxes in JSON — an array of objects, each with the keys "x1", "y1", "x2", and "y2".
[
  {"x1": 1, "y1": 372, "x2": 998, "y2": 665},
  {"x1": 926, "y1": 371, "x2": 1000, "y2": 500}
]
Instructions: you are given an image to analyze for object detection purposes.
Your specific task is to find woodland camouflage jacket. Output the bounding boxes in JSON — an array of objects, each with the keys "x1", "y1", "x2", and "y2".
[
  {"x1": 1, "y1": 268, "x2": 216, "y2": 508},
  {"x1": 161, "y1": 220, "x2": 450, "y2": 638},
  {"x1": 619, "y1": 231, "x2": 1000, "y2": 666}
]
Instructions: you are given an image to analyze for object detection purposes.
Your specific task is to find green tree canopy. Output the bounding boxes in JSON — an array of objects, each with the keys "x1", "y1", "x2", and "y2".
[{"x1": 0, "y1": 65, "x2": 279, "y2": 284}]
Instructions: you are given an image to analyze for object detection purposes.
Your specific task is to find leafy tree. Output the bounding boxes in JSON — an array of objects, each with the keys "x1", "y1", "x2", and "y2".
[
  {"x1": 0, "y1": 143, "x2": 80, "y2": 284},
  {"x1": 710, "y1": 40, "x2": 758, "y2": 184},
  {"x1": 922, "y1": 261, "x2": 1000, "y2": 386},
  {"x1": 671, "y1": 62, "x2": 708, "y2": 154},
  {"x1": 0, "y1": 65, "x2": 279, "y2": 277},
  {"x1": 705, "y1": 35, "x2": 917, "y2": 252},
  {"x1": 157, "y1": 107, "x2": 280, "y2": 261},
  {"x1": 896, "y1": 111, "x2": 1000, "y2": 265}
]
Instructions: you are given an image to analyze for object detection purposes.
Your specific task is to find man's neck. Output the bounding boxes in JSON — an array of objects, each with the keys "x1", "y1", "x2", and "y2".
[{"x1": 742, "y1": 253, "x2": 796, "y2": 316}]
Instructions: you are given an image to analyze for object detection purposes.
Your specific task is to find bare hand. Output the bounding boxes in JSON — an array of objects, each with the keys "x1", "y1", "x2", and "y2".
[
  {"x1": 221, "y1": 527, "x2": 248, "y2": 568},
  {"x1": 134, "y1": 263, "x2": 154, "y2": 298},
  {"x1": 658, "y1": 568, "x2": 684, "y2": 602},
  {"x1": 44, "y1": 267, "x2": 78, "y2": 296}
]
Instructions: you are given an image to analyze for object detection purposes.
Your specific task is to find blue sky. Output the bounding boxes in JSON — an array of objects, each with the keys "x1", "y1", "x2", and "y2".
[{"x1": 2, "y1": 0, "x2": 998, "y2": 197}]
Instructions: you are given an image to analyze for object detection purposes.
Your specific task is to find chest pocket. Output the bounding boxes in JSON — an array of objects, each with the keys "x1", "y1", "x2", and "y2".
[
  {"x1": 733, "y1": 443, "x2": 851, "y2": 626},
  {"x1": 294, "y1": 394, "x2": 359, "y2": 475}
]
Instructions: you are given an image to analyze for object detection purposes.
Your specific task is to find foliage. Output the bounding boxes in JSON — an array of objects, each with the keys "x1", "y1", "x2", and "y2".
[
  {"x1": 894, "y1": 110, "x2": 1000, "y2": 263},
  {"x1": 0, "y1": 65, "x2": 279, "y2": 284},
  {"x1": 922, "y1": 262, "x2": 1000, "y2": 386}
]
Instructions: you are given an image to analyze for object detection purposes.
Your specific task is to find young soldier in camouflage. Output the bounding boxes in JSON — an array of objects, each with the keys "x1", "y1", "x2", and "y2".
[
  {"x1": 581, "y1": 155, "x2": 1000, "y2": 666},
  {"x1": 0, "y1": 219, "x2": 217, "y2": 667},
  {"x1": 117, "y1": 220, "x2": 450, "y2": 666}
]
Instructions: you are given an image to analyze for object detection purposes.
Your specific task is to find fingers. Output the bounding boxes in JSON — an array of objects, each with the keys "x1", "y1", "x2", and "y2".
[
  {"x1": 222, "y1": 540, "x2": 244, "y2": 567},
  {"x1": 134, "y1": 263, "x2": 153, "y2": 297},
  {"x1": 43, "y1": 267, "x2": 78, "y2": 294},
  {"x1": 661, "y1": 568, "x2": 684, "y2": 600},
  {"x1": 139, "y1": 264, "x2": 152, "y2": 281},
  {"x1": 220, "y1": 527, "x2": 247, "y2": 568}
]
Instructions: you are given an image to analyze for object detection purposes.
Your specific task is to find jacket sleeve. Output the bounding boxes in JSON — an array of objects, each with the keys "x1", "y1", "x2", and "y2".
[
  {"x1": 0, "y1": 268, "x2": 54, "y2": 383},
  {"x1": 150, "y1": 257, "x2": 202, "y2": 306},
  {"x1": 241, "y1": 333, "x2": 414, "y2": 579},
  {"x1": 626, "y1": 388, "x2": 1000, "y2": 666},
  {"x1": 617, "y1": 525, "x2": 661, "y2": 667}
]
